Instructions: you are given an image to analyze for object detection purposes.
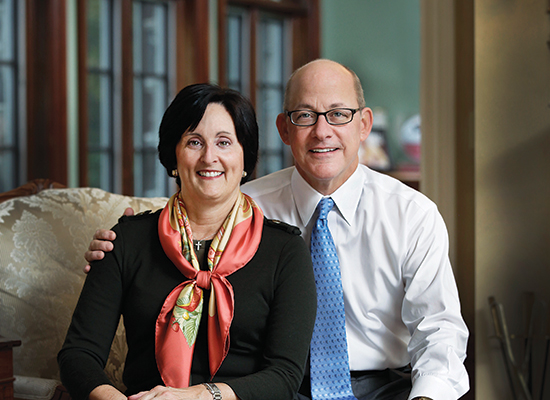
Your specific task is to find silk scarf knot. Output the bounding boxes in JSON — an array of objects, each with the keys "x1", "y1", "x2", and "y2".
[
  {"x1": 195, "y1": 270, "x2": 212, "y2": 290},
  {"x1": 155, "y1": 191, "x2": 263, "y2": 387}
]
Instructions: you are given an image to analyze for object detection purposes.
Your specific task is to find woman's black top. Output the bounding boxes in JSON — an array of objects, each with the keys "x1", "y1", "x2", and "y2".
[{"x1": 58, "y1": 209, "x2": 316, "y2": 400}]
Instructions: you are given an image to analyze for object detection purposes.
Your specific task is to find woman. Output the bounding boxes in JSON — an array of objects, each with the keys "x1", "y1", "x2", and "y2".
[{"x1": 58, "y1": 84, "x2": 317, "y2": 400}]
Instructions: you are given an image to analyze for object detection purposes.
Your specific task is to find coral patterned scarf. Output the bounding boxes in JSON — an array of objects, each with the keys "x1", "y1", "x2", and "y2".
[{"x1": 155, "y1": 191, "x2": 263, "y2": 387}]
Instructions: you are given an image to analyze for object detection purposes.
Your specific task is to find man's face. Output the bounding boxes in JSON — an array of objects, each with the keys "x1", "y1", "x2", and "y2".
[{"x1": 276, "y1": 60, "x2": 372, "y2": 195}]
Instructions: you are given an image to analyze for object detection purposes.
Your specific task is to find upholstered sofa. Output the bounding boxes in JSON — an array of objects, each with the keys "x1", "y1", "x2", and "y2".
[{"x1": 0, "y1": 182, "x2": 168, "y2": 400}]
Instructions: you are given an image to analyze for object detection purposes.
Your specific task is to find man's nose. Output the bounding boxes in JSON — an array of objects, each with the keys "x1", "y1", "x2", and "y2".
[{"x1": 311, "y1": 114, "x2": 333, "y2": 140}]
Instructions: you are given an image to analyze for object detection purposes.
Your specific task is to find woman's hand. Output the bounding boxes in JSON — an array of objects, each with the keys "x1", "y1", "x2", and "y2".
[
  {"x1": 127, "y1": 383, "x2": 238, "y2": 400},
  {"x1": 127, "y1": 385, "x2": 209, "y2": 400}
]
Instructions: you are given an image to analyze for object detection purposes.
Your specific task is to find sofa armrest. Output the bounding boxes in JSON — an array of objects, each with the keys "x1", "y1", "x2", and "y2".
[
  {"x1": 49, "y1": 385, "x2": 70, "y2": 400},
  {"x1": 13, "y1": 376, "x2": 65, "y2": 400}
]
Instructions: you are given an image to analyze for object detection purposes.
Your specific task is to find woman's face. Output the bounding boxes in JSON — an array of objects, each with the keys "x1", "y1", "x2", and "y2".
[{"x1": 176, "y1": 103, "x2": 244, "y2": 207}]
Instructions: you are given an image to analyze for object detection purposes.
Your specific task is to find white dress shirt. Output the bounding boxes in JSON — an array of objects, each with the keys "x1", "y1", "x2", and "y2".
[{"x1": 241, "y1": 165, "x2": 469, "y2": 400}]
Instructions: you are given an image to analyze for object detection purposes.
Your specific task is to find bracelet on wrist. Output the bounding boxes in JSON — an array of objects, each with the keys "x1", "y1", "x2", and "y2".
[{"x1": 202, "y1": 382, "x2": 222, "y2": 400}]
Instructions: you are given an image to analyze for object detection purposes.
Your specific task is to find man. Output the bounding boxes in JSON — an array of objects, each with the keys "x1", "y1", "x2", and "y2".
[{"x1": 85, "y1": 59, "x2": 469, "y2": 400}]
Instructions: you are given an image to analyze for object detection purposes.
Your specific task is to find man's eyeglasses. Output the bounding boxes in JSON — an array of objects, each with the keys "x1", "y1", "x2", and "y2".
[{"x1": 286, "y1": 108, "x2": 362, "y2": 127}]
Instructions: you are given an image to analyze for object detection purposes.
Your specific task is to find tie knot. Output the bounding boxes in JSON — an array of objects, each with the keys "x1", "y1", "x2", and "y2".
[{"x1": 316, "y1": 197, "x2": 334, "y2": 221}]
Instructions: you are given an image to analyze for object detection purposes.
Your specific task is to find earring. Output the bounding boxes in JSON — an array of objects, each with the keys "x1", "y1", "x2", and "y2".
[
  {"x1": 172, "y1": 169, "x2": 178, "y2": 177},
  {"x1": 242, "y1": 171, "x2": 247, "y2": 178}
]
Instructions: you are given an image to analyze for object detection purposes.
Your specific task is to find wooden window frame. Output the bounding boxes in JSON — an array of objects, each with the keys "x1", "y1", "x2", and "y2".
[{"x1": 26, "y1": 0, "x2": 68, "y2": 185}]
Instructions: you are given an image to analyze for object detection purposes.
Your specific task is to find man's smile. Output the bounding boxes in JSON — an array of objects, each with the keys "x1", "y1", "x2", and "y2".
[{"x1": 310, "y1": 148, "x2": 338, "y2": 153}]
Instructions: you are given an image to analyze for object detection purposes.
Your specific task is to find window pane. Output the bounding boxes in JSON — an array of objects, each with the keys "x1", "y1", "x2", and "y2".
[
  {"x1": 87, "y1": 0, "x2": 111, "y2": 70},
  {"x1": 0, "y1": 0, "x2": 17, "y2": 192},
  {"x1": 0, "y1": 150, "x2": 14, "y2": 190},
  {"x1": 257, "y1": 87, "x2": 285, "y2": 176},
  {"x1": 256, "y1": 15, "x2": 288, "y2": 176},
  {"x1": 133, "y1": 1, "x2": 170, "y2": 197},
  {"x1": 88, "y1": 151, "x2": 112, "y2": 191},
  {"x1": 87, "y1": 73, "x2": 113, "y2": 190},
  {"x1": 133, "y1": 2, "x2": 167, "y2": 75},
  {"x1": 87, "y1": 0, "x2": 113, "y2": 191},
  {"x1": 259, "y1": 18, "x2": 284, "y2": 85},
  {"x1": 227, "y1": 12, "x2": 244, "y2": 92},
  {"x1": 0, "y1": 0, "x2": 14, "y2": 61},
  {"x1": 0, "y1": 66, "x2": 14, "y2": 146},
  {"x1": 134, "y1": 77, "x2": 166, "y2": 150},
  {"x1": 133, "y1": 77, "x2": 168, "y2": 197},
  {"x1": 134, "y1": 149, "x2": 167, "y2": 198}
]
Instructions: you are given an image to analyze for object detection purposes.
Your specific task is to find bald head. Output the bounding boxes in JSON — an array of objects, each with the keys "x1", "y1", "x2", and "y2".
[
  {"x1": 283, "y1": 59, "x2": 366, "y2": 111},
  {"x1": 275, "y1": 58, "x2": 373, "y2": 195}
]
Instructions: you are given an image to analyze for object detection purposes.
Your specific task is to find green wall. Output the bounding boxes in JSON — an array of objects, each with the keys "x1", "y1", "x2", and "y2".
[{"x1": 321, "y1": 0, "x2": 420, "y2": 167}]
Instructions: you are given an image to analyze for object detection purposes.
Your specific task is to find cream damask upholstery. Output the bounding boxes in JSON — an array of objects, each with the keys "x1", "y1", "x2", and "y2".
[{"x1": 0, "y1": 187, "x2": 168, "y2": 400}]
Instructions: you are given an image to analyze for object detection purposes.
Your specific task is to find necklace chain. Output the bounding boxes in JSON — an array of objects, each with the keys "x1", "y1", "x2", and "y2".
[
  {"x1": 193, "y1": 231, "x2": 216, "y2": 251},
  {"x1": 194, "y1": 232, "x2": 216, "y2": 241}
]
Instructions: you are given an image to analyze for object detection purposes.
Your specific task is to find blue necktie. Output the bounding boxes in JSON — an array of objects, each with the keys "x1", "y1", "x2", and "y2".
[{"x1": 309, "y1": 197, "x2": 357, "y2": 400}]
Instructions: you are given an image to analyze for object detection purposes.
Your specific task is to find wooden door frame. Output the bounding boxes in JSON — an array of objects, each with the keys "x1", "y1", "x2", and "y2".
[{"x1": 421, "y1": 1, "x2": 475, "y2": 398}]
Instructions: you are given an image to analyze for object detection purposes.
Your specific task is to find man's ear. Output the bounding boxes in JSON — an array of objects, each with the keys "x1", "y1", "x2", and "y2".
[
  {"x1": 360, "y1": 107, "x2": 374, "y2": 142},
  {"x1": 276, "y1": 113, "x2": 291, "y2": 145}
]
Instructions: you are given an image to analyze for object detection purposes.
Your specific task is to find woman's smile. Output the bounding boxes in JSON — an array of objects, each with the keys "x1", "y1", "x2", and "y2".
[{"x1": 197, "y1": 170, "x2": 224, "y2": 178}]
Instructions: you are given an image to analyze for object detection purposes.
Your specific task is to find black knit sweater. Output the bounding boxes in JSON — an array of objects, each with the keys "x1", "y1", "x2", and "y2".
[{"x1": 58, "y1": 210, "x2": 316, "y2": 400}]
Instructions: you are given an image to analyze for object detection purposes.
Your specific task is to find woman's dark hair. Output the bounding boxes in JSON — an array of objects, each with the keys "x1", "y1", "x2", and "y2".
[{"x1": 158, "y1": 83, "x2": 259, "y2": 186}]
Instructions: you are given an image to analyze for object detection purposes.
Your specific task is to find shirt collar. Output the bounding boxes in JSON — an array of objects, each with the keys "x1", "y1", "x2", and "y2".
[{"x1": 290, "y1": 165, "x2": 365, "y2": 227}]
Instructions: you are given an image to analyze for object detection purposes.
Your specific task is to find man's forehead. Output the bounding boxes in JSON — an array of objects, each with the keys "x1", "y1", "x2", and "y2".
[
  {"x1": 287, "y1": 84, "x2": 357, "y2": 109},
  {"x1": 293, "y1": 100, "x2": 350, "y2": 110}
]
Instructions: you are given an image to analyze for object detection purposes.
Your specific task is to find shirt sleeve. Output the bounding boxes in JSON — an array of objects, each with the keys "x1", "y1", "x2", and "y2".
[
  {"x1": 401, "y1": 205, "x2": 470, "y2": 400},
  {"x1": 225, "y1": 233, "x2": 317, "y2": 400},
  {"x1": 57, "y1": 223, "x2": 125, "y2": 400}
]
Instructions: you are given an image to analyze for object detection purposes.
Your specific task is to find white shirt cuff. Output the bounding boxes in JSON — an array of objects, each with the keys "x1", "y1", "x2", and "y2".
[{"x1": 408, "y1": 374, "x2": 457, "y2": 400}]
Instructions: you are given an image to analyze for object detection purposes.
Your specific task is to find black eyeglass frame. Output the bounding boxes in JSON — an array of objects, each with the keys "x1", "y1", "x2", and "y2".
[{"x1": 286, "y1": 107, "x2": 363, "y2": 127}]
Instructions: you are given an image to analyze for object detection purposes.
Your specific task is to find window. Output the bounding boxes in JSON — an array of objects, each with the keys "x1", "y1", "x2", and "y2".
[
  {"x1": 0, "y1": 0, "x2": 206, "y2": 193},
  {"x1": 82, "y1": 0, "x2": 172, "y2": 196},
  {"x1": 80, "y1": 0, "x2": 207, "y2": 197},
  {"x1": 0, "y1": 0, "x2": 19, "y2": 192},
  {"x1": 256, "y1": 13, "x2": 288, "y2": 176},
  {"x1": 219, "y1": 0, "x2": 320, "y2": 178},
  {"x1": 86, "y1": 0, "x2": 115, "y2": 191},
  {"x1": 132, "y1": 1, "x2": 171, "y2": 197}
]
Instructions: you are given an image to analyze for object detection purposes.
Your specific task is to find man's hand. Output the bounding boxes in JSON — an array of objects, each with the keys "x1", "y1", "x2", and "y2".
[{"x1": 83, "y1": 207, "x2": 134, "y2": 274}]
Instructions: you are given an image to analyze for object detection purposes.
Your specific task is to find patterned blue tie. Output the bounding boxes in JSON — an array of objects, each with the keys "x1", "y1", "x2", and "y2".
[{"x1": 309, "y1": 197, "x2": 357, "y2": 400}]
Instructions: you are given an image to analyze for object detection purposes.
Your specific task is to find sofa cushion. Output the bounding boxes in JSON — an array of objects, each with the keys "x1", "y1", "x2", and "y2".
[{"x1": 0, "y1": 187, "x2": 167, "y2": 389}]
